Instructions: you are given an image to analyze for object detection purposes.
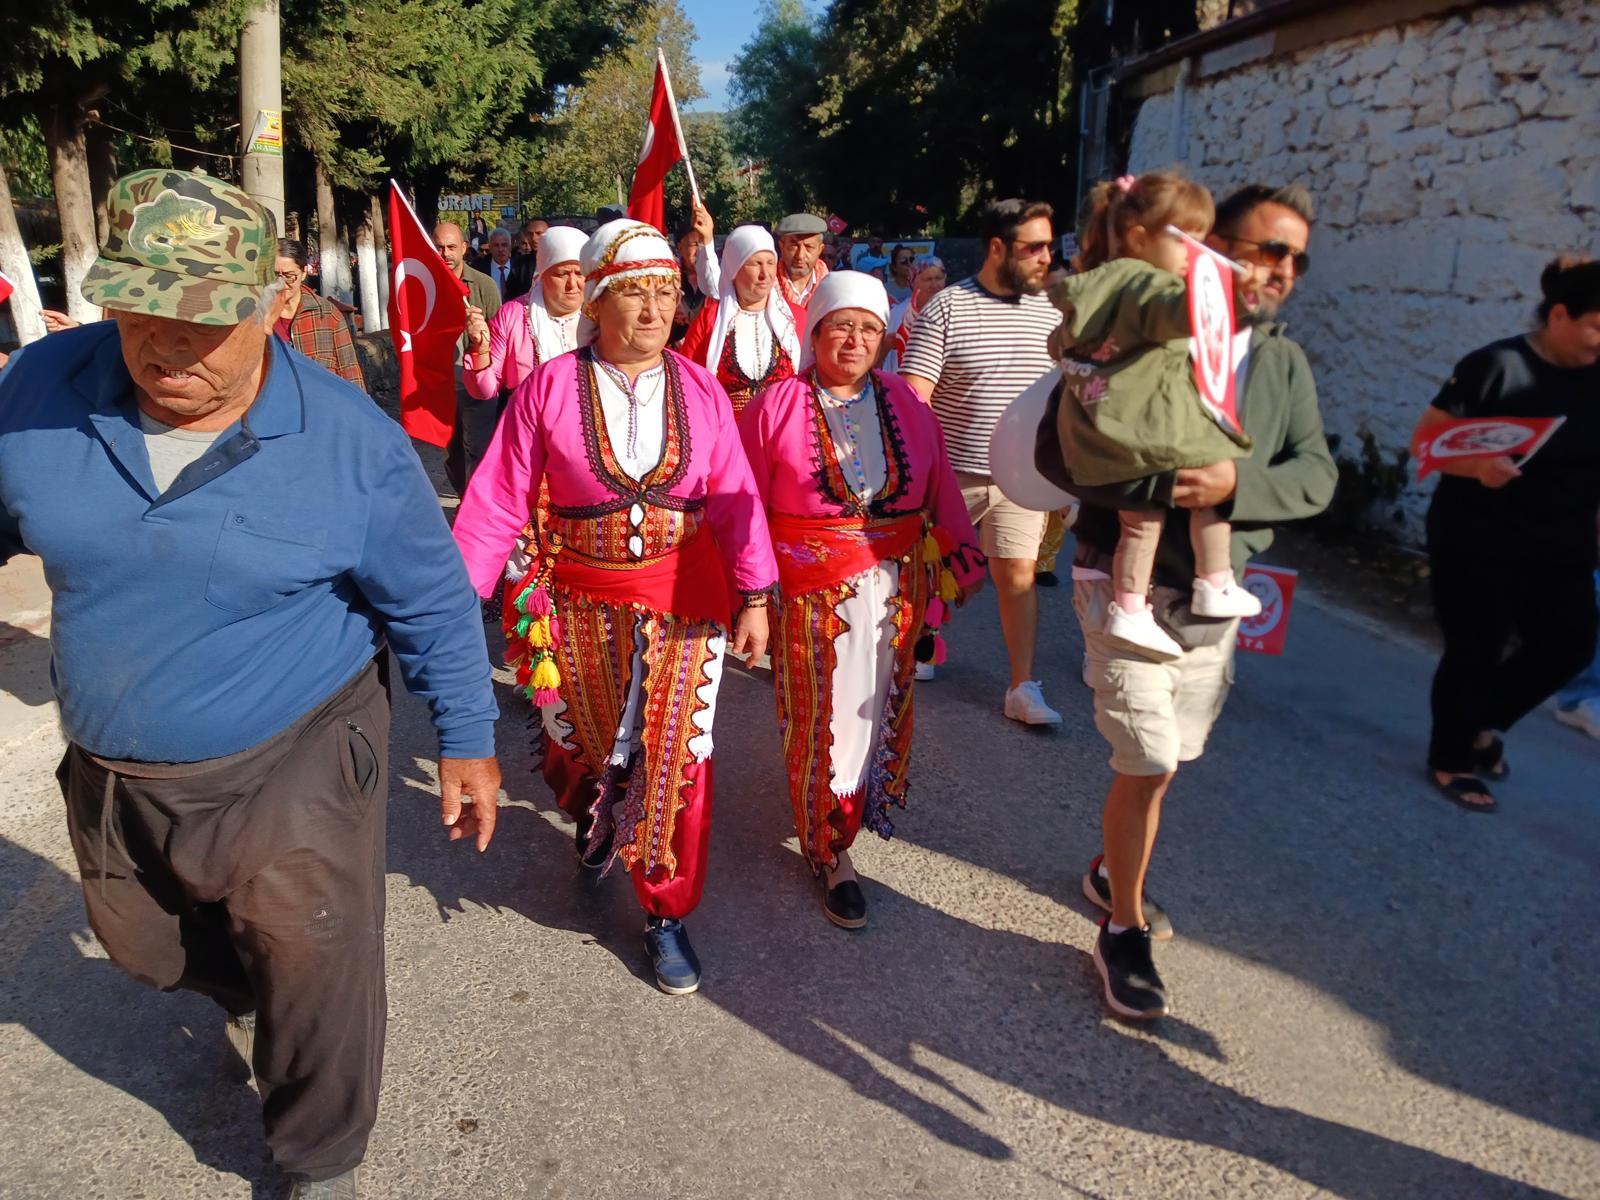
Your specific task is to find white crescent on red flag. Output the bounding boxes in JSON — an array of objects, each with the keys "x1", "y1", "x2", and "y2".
[
  {"x1": 0, "y1": 268, "x2": 14, "y2": 307},
  {"x1": 1237, "y1": 564, "x2": 1299, "y2": 656},
  {"x1": 386, "y1": 180, "x2": 468, "y2": 448},
  {"x1": 1181, "y1": 234, "x2": 1241, "y2": 436},
  {"x1": 1414, "y1": 415, "x2": 1566, "y2": 480},
  {"x1": 628, "y1": 58, "x2": 685, "y2": 234},
  {"x1": 826, "y1": 213, "x2": 849, "y2": 235}
]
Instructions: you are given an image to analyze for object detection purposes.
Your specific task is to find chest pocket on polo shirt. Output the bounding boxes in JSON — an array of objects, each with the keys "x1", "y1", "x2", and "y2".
[{"x1": 205, "y1": 509, "x2": 330, "y2": 615}]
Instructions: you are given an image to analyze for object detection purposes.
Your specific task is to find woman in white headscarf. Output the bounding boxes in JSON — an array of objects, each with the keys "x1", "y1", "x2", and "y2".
[
  {"x1": 465, "y1": 224, "x2": 589, "y2": 408},
  {"x1": 678, "y1": 223, "x2": 804, "y2": 418},
  {"x1": 738, "y1": 271, "x2": 984, "y2": 930}
]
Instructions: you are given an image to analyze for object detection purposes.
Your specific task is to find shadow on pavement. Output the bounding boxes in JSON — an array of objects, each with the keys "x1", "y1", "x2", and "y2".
[
  {"x1": 0, "y1": 835, "x2": 279, "y2": 1196},
  {"x1": 0, "y1": 620, "x2": 56, "y2": 708}
]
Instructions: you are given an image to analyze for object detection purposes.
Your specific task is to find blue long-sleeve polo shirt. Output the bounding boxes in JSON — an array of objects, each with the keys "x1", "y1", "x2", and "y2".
[{"x1": 0, "y1": 323, "x2": 498, "y2": 762}]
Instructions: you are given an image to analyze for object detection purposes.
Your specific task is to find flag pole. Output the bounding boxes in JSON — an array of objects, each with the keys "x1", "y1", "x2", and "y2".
[
  {"x1": 656, "y1": 46, "x2": 701, "y2": 211},
  {"x1": 1166, "y1": 224, "x2": 1248, "y2": 278}
]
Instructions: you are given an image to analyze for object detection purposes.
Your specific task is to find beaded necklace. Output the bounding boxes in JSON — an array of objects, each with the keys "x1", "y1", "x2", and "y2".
[
  {"x1": 592, "y1": 354, "x2": 661, "y2": 461},
  {"x1": 813, "y1": 373, "x2": 876, "y2": 501}
]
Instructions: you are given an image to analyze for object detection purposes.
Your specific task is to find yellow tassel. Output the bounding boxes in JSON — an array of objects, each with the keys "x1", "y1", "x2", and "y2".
[
  {"x1": 922, "y1": 532, "x2": 941, "y2": 562},
  {"x1": 527, "y1": 616, "x2": 552, "y2": 648},
  {"x1": 939, "y1": 568, "x2": 958, "y2": 602},
  {"x1": 531, "y1": 657, "x2": 561, "y2": 690}
]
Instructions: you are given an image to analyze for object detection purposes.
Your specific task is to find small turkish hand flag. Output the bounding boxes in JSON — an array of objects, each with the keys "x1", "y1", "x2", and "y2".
[
  {"x1": 0, "y1": 268, "x2": 14, "y2": 307},
  {"x1": 1414, "y1": 415, "x2": 1566, "y2": 480},
  {"x1": 627, "y1": 58, "x2": 684, "y2": 234},
  {"x1": 1180, "y1": 232, "x2": 1242, "y2": 436},
  {"x1": 387, "y1": 180, "x2": 468, "y2": 447}
]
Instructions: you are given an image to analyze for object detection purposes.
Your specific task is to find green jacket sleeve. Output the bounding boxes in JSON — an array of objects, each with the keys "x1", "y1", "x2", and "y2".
[
  {"x1": 1051, "y1": 259, "x2": 1192, "y2": 353},
  {"x1": 1229, "y1": 340, "x2": 1337, "y2": 525}
]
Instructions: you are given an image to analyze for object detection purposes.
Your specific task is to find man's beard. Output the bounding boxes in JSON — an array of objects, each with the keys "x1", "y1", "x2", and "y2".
[
  {"x1": 1237, "y1": 294, "x2": 1282, "y2": 327},
  {"x1": 998, "y1": 255, "x2": 1044, "y2": 296}
]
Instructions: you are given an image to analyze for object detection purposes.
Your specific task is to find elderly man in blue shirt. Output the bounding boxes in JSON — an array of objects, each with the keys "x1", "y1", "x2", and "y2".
[{"x1": 0, "y1": 169, "x2": 501, "y2": 1200}]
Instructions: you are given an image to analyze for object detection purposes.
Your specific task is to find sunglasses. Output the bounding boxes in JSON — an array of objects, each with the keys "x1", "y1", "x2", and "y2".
[
  {"x1": 1010, "y1": 239, "x2": 1053, "y2": 259},
  {"x1": 1227, "y1": 236, "x2": 1310, "y2": 276}
]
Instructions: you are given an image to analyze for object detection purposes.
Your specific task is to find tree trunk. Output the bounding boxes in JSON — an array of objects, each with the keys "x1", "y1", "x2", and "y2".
[
  {"x1": 354, "y1": 206, "x2": 380, "y2": 333},
  {"x1": 371, "y1": 193, "x2": 390, "y2": 330},
  {"x1": 332, "y1": 211, "x2": 354, "y2": 306},
  {"x1": 47, "y1": 105, "x2": 102, "y2": 325},
  {"x1": 315, "y1": 160, "x2": 340, "y2": 300},
  {"x1": 87, "y1": 119, "x2": 118, "y2": 246},
  {"x1": 0, "y1": 160, "x2": 48, "y2": 346}
]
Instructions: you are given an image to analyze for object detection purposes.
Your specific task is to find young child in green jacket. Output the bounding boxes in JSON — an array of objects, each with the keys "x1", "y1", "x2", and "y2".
[{"x1": 1050, "y1": 171, "x2": 1260, "y2": 661}]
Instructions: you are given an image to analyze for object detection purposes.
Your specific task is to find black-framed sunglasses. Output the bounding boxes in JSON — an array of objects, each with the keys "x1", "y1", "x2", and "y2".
[{"x1": 1226, "y1": 236, "x2": 1310, "y2": 276}]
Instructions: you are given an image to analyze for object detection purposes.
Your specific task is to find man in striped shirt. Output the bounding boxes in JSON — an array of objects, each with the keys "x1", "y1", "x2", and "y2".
[{"x1": 901, "y1": 199, "x2": 1065, "y2": 725}]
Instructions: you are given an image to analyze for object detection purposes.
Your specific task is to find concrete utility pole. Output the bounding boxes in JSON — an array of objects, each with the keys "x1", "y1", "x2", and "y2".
[{"x1": 239, "y1": 1, "x2": 285, "y2": 230}]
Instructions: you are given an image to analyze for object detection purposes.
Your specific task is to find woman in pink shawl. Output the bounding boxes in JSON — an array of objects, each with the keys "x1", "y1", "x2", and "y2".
[
  {"x1": 883, "y1": 254, "x2": 947, "y2": 374},
  {"x1": 739, "y1": 272, "x2": 984, "y2": 929},
  {"x1": 453, "y1": 219, "x2": 777, "y2": 996},
  {"x1": 464, "y1": 225, "x2": 588, "y2": 404}
]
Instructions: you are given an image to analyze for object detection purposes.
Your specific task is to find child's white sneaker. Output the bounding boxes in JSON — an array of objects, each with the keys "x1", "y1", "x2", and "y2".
[
  {"x1": 1191, "y1": 576, "x2": 1262, "y2": 619},
  {"x1": 1103, "y1": 602, "x2": 1183, "y2": 662}
]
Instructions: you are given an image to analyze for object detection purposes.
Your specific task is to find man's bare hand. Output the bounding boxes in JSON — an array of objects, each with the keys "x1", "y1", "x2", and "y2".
[
  {"x1": 731, "y1": 604, "x2": 770, "y2": 662},
  {"x1": 1474, "y1": 455, "x2": 1522, "y2": 489},
  {"x1": 439, "y1": 756, "x2": 501, "y2": 852},
  {"x1": 1172, "y1": 460, "x2": 1238, "y2": 509},
  {"x1": 41, "y1": 309, "x2": 79, "y2": 334}
]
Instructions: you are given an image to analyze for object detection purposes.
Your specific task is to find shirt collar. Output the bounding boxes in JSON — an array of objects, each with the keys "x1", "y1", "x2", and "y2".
[{"x1": 74, "y1": 323, "x2": 305, "y2": 438}]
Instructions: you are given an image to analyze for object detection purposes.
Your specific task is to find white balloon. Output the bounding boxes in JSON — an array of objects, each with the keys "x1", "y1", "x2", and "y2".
[
  {"x1": 988, "y1": 366, "x2": 1074, "y2": 513},
  {"x1": 392, "y1": 257, "x2": 438, "y2": 332}
]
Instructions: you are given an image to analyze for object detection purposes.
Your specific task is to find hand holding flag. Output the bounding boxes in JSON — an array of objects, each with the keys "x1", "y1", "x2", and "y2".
[
  {"x1": 387, "y1": 180, "x2": 469, "y2": 448},
  {"x1": 1413, "y1": 415, "x2": 1566, "y2": 481}
]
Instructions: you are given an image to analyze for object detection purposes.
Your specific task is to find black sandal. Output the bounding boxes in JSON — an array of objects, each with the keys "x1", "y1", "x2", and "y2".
[
  {"x1": 1473, "y1": 735, "x2": 1510, "y2": 780},
  {"x1": 1431, "y1": 772, "x2": 1497, "y2": 813}
]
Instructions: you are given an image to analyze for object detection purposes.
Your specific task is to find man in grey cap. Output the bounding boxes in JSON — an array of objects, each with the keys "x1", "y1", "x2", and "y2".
[
  {"x1": 773, "y1": 211, "x2": 830, "y2": 306},
  {"x1": 0, "y1": 168, "x2": 503, "y2": 1198}
]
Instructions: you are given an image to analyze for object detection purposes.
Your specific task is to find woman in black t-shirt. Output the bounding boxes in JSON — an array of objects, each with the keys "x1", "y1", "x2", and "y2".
[{"x1": 1412, "y1": 257, "x2": 1600, "y2": 811}]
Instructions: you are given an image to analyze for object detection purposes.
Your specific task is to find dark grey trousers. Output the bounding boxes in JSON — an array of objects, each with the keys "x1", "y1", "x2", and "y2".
[
  {"x1": 444, "y1": 370, "x2": 505, "y2": 498},
  {"x1": 58, "y1": 660, "x2": 391, "y2": 1182}
]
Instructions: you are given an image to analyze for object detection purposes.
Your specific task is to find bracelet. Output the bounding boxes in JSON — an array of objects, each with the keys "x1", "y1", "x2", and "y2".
[{"x1": 739, "y1": 588, "x2": 771, "y2": 610}]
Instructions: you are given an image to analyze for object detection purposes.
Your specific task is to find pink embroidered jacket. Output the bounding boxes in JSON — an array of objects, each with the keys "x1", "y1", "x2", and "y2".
[
  {"x1": 465, "y1": 296, "x2": 542, "y2": 401},
  {"x1": 454, "y1": 348, "x2": 779, "y2": 599},
  {"x1": 738, "y1": 370, "x2": 985, "y2": 588}
]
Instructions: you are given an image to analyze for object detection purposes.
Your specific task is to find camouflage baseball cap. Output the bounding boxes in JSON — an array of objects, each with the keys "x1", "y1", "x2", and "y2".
[{"x1": 81, "y1": 169, "x2": 277, "y2": 326}]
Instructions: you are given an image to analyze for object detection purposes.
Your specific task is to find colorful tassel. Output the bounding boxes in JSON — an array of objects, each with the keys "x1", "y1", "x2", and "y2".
[
  {"x1": 922, "y1": 532, "x2": 941, "y2": 562},
  {"x1": 939, "y1": 568, "x2": 958, "y2": 603},
  {"x1": 528, "y1": 616, "x2": 552, "y2": 648},
  {"x1": 925, "y1": 596, "x2": 946, "y2": 628},
  {"x1": 932, "y1": 633, "x2": 948, "y2": 665},
  {"x1": 533, "y1": 687, "x2": 561, "y2": 707},
  {"x1": 526, "y1": 586, "x2": 553, "y2": 617}
]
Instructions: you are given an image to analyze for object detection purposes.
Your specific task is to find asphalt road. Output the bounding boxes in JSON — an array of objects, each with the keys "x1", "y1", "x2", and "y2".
[{"x1": 1, "y1": 511, "x2": 1597, "y2": 1199}]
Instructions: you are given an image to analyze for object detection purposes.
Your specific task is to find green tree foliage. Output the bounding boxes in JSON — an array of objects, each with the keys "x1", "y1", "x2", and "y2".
[{"x1": 726, "y1": 0, "x2": 822, "y2": 220}]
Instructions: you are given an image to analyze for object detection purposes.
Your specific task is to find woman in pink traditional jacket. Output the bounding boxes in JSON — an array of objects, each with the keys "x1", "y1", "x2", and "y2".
[
  {"x1": 463, "y1": 225, "x2": 588, "y2": 405},
  {"x1": 739, "y1": 272, "x2": 984, "y2": 930},
  {"x1": 454, "y1": 219, "x2": 777, "y2": 996}
]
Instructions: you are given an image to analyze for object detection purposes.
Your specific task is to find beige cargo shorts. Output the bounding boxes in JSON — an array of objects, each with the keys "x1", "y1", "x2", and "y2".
[{"x1": 957, "y1": 471, "x2": 1049, "y2": 561}]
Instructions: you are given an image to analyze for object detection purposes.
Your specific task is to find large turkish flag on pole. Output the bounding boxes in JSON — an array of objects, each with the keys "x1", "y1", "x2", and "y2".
[
  {"x1": 0, "y1": 268, "x2": 14, "y2": 307},
  {"x1": 628, "y1": 50, "x2": 697, "y2": 233},
  {"x1": 387, "y1": 180, "x2": 468, "y2": 447}
]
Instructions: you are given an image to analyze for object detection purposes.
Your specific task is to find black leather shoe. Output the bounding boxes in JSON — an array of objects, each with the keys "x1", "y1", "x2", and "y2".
[
  {"x1": 289, "y1": 1169, "x2": 358, "y2": 1199},
  {"x1": 823, "y1": 877, "x2": 868, "y2": 929},
  {"x1": 643, "y1": 918, "x2": 702, "y2": 994},
  {"x1": 574, "y1": 812, "x2": 613, "y2": 870}
]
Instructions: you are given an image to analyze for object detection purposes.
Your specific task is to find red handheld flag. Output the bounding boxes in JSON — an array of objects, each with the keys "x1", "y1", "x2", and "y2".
[
  {"x1": 0, "y1": 268, "x2": 14, "y2": 307},
  {"x1": 1236, "y1": 564, "x2": 1298, "y2": 656},
  {"x1": 826, "y1": 213, "x2": 849, "y2": 235},
  {"x1": 1180, "y1": 232, "x2": 1241, "y2": 436},
  {"x1": 628, "y1": 56, "x2": 687, "y2": 234},
  {"x1": 1413, "y1": 415, "x2": 1566, "y2": 480},
  {"x1": 387, "y1": 180, "x2": 469, "y2": 448}
]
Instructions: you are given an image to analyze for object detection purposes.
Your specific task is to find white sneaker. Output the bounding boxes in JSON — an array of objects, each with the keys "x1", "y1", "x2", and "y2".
[
  {"x1": 1103, "y1": 602, "x2": 1183, "y2": 662},
  {"x1": 1191, "y1": 576, "x2": 1262, "y2": 619},
  {"x1": 1004, "y1": 680, "x2": 1062, "y2": 726},
  {"x1": 1556, "y1": 698, "x2": 1600, "y2": 740},
  {"x1": 914, "y1": 661, "x2": 937, "y2": 682}
]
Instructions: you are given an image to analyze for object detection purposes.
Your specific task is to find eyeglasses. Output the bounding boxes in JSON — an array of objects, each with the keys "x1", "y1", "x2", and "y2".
[
  {"x1": 274, "y1": 270, "x2": 302, "y2": 283},
  {"x1": 1226, "y1": 236, "x2": 1310, "y2": 276},
  {"x1": 819, "y1": 318, "x2": 886, "y2": 340},
  {"x1": 1010, "y1": 239, "x2": 1053, "y2": 259},
  {"x1": 609, "y1": 284, "x2": 682, "y2": 311}
]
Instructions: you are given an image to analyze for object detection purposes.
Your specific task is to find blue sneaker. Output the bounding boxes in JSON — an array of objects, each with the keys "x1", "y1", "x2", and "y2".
[{"x1": 644, "y1": 918, "x2": 702, "y2": 995}]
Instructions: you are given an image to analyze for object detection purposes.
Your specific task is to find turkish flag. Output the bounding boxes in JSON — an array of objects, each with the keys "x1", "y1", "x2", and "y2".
[
  {"x1": 387, "y1": 180, "x2": 468, "y2": 447},
  {"x1": 826, "y1": 213, "x2": 848, "y2": 235},
  {"x1": 0, "y1": 268, "x2": 13, "y2": 306},
  {"x1": 1236, "y1": 564, "x2": 1299, "y2": 656},
  {"x1": 627, "y1": 59, "x2": 683, "y2": 233},
  {"x1": 1414, "y1": 415, "x2": 1566, "y2": 480},
  {"x1": 1179, "y1": 231, "x2": 1241, "y2": 436}
]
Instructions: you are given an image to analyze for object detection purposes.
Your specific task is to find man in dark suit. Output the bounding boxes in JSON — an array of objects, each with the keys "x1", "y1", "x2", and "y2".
[{"x1": 504, "y1": 217, "x2": 548, "y2": 300}]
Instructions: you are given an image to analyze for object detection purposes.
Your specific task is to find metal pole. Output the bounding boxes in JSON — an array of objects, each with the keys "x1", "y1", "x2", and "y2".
[{"x1": 239, "y1": 0, "x2": 285, "y2": 229}]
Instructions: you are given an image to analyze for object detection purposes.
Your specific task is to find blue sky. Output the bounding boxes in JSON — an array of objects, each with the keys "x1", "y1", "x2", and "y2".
[{"x1": 679, "y1": 0, "x2": 823, "y2": 113}]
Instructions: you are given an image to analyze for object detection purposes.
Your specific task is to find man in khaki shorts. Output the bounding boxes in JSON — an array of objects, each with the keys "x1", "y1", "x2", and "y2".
[
  {"x1": 901, "y1": 199, "x2": 1065, "y2": 723},
  {"x1": 1044, "y1": 184, "x2": 1335, "y2": 1019}
]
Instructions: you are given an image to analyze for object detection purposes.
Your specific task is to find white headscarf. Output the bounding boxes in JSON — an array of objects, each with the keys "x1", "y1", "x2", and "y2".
[
  {"x1": 525, "y1": 225, "x2": 588, "y2": 358},
  {"x1": 702, "y1": 224, "x2": 801, "y2": 375},
  {"x1": 799, "y1": 270, "x2": 891, "y2": 371},
  {"x1": 576, "y1": 218, "x2": 681, "y2": 346}
]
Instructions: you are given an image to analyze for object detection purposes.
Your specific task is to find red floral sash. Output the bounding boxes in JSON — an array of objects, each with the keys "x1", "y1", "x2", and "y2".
[{"x1": 768, "y1": 511, "x2": 924, "y2": 597}]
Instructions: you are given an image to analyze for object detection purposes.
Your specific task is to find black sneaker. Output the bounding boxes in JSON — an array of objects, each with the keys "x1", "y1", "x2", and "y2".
[
  {"x1": 1082, "y1": 854, "x2": 1173, "y2": 941},
  {"x1": 644, "y1": 917, "x2": 702, "y2": 995},
  {"x1": 574, "y1": 811, "x2": 613, "y2": 870},
  {"x1": 1093, "y1": 921, "x2": 1169, "y2": 1020},
  {"x1": 822, "y1": 877, "x2": 867, "y2": 929},
  {"x1": 1035, "y1": 570, "x2": 1060, "y2": 588}
]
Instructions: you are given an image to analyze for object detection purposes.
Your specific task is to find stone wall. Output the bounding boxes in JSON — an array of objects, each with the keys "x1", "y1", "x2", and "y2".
[{"x1": 1125, "y1": 0, "x2": 1600, "y2": 533}]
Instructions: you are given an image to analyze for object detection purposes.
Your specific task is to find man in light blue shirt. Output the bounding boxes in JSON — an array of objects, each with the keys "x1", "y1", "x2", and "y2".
[{"x1": 0, "y1": 170, "x2": 500, "y2": 1200}]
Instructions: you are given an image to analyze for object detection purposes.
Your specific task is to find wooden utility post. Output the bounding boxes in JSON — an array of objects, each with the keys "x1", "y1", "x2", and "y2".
[{"x1": 239, "y1": 1, "x2": 286, "y2": 229}]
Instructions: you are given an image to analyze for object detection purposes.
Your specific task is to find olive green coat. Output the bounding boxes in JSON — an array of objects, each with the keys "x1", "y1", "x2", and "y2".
[{"x1": 1048, "y1": 258, "x2": 1251, "y2": 488}]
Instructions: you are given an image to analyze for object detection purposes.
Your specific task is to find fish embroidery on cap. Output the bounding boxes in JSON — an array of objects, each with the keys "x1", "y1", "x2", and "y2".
[{"x1": 129, "y1": 190, "x2": 226, "y2": 254}]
